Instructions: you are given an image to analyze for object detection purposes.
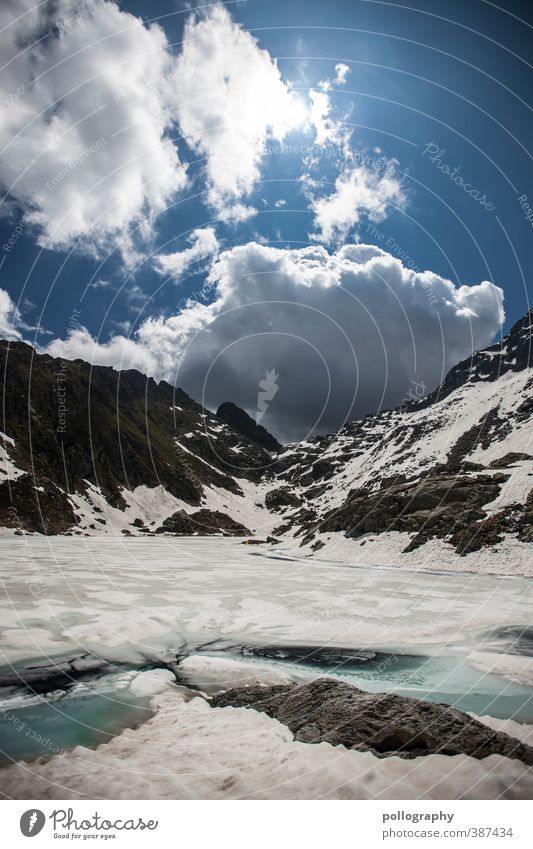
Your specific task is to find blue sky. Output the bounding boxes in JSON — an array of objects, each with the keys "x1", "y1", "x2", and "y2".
[{"x1": 0, "y1": 0, "x2": 531, "y2": 439}]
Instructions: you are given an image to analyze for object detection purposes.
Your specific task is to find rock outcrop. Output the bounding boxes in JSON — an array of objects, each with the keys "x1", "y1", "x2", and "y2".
[
  {"x1": 155, "y1": 508, "x2": 250, "y2": 536},
  {"x1": 211, "y1": 677, "x2": 533, "y2": 763},
  {"x1": 316, "y1": 471, "x2": 508, "y2": 553}
]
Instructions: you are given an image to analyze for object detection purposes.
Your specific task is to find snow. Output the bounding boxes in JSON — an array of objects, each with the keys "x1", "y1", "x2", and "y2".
[
  {"x1": 271, "y1": 364, "x2": 532, "y2": 574},
  {"x1": 64, "y1": 476, "x2": 275, "y2": 538},
  {"x1": 67, "y1": 481, "x2": 193, "y2": 535},
  {"x1": 468, "y1": 652, "x2": 533, "y2": 688},
  {"x1": 1, "y1": 542, "x2": 532, "y2": 800},
  {"x1": 285, "y1": 529, "x2": 533, "y2": 577},
  {"x1": 199, "y1": 478, "x2": 278, "y2": 536},
  {"x1": 291, "y1": 369, "x2": 532, "y2": 520},
  {"x1": 128, "y1": 669, "x2": 176, "y2": 697},
  {"x1": 0, "y1": 538, "x2": 531, "y2": 678},
  {"x1": 177, "y1": 655, "x2": 299, "y2": 690},
  {"x1": 2, "y1": 679, "x2": 532, "y2": 800},
  {"x1": 483, "y1": 459, "x2": 533, "y2": 515},
  {"x1": 0, "y1": 431, "x2": 25, "y2": 483},
  {"x1": 476, "y1": 714, "x2": 533, "y2": 746}
]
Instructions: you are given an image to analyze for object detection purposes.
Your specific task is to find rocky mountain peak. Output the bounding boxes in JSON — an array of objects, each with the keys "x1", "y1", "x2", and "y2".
[
  {"x1": 416, "y1": 308, "x2": 532, "y2": 409},
  {"x1": 216, "y1": 401, "x2": 282, "y2": 453}
]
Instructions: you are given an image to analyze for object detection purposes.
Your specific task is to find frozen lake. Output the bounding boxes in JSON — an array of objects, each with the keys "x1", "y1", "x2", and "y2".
[{"x1": 0, "y1": 537, "x2": 532, "y2": 763}]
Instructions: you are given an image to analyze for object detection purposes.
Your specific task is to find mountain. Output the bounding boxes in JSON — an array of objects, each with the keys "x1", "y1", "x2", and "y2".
[
  {"x1": 0, "y1": 341, "x2": 275, "y2": 536},
  {"x1": 0, "y1": 311, "x2": 531, "y2": 571},
  {"x1": 216, "y1": 401, "x2": 282, "y2": 452},
  {"x1": 268, "y1": 309, "x2": 532, "y2": 569}
]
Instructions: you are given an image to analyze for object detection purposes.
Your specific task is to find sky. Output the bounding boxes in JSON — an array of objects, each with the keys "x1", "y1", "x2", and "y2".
[{"x1": 0, "y1": 0, "x2": 531, "y2": 442}]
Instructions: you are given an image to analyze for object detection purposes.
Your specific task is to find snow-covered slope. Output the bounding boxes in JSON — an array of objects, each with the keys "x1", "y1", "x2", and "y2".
[{"x1": 268, "y1": 310, "x2": 532, "y2": 571}]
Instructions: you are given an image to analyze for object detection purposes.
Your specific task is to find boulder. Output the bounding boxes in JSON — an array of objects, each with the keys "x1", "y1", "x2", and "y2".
[{"x1": 210, "y1": 677, "x2": 533, "y2": 763}]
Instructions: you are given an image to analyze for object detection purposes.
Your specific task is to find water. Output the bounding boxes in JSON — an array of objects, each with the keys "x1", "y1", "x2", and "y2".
[
  {"x1": 0, "y1": 670, "x2": 153, "y2": 764},
  {"x1": 0, "y1": 537, "x2": 532, "y2": 764},
  {"x1": 226, "y1": 648, "x2": 533, "y2": 722}
]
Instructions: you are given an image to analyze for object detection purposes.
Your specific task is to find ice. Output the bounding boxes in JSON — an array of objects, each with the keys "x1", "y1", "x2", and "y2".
[
  {"x1": 128, "y1": 669, "x2": 176, "y2": 697},
  {"x1": 0, "y1": 537, "x2": 531, "y2": 673},
  {"x1": 1, "y1": 538, "x2": 532, "y2": 800},
  {"x1": 177, "y1": 655, "x2": 299, "y2": 690}
]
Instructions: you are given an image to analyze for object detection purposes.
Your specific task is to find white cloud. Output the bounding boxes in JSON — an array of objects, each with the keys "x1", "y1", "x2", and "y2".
[
  {"x1": 0, "y1": 0, "x2": 187, "y2": 257},
  {"x1": 307, "y1": 73, "x2": 354, "y2": 156},
  {"x1": 47, "y1": 242, "x2": 504, "y2": 441},
  {"x1": 172, "y1": 5, "x2": 307, "y2": 220},
  {"x1": 47, "y1": 326, "x2": 157, "y2": 374},
  {"x1": 335, "y1": 63, "x2": 350, "y2": 85},
  {"x1": 154, "y1": 227, "x2": 219, "y2": 281},
  {"x1": 217, "y1": 203, "x2": 258, "y2": 224},
  {"x1": 305, "y1": 65, "x2": 406, "y2": 243},
  {"x1": 310, "y1": 161, "x2": 406, "y2": 243},
  {"x1": 124, "y1": 285, "x2": 150, "y2": 311},
  {"x1": 0, "y1": 288, "x2": 22, "y2": 340},
  {"x1": 317, "y1": 63, "x2": 350, "y2": 92},
  {"x1": 308, "y1": 89, "x2": 346, "y2": 148},
  {"x1": 0, "y1": 3, "x2": 405, "y2": 263}
]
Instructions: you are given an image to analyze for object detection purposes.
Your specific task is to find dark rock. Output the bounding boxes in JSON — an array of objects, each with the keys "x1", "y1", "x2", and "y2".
[
  {"x1": 516, "y1": 395, "x2": 533, "y2": 422},
  {"x1": 210, "y1": 677, "x2": 533, "y2": 764},
  {"x1": 316, "y1": 473, "x2": 505, "y2": 552},
  {"x1": 312, "y1": 459, "x2": 335, "y2": 481},
  {"x1": 489, "y1": 452, "x2": 532, "y2": 468},
  {"x1": 156, "y1": 508, "x2": 250, "y2": 536},
  {"x1": 216, "y1": 401, "x2": 282, "y2": 453},
  {"x1": 300, "y1": 532, "x2": 315, "y2": 546},
  {"x1": 191, "y1": 508, "x2": 250, "y2": 535},
  {"x1": 0, "y1": 342, "x2": 276, "y2": 532},
  {"x1": 445, "y1": 407, "x2": 511, "y2": 469},
  {"x1": 414, "y1": 309, "x2": 533, "y2": 409},
  {"x1": 0, "y1": 474, "x2": 77, "y2": 534},
  {"x1": 265, "y1": 487, "x2": 300, "y2": 511},
  {"x1": 271, "y1": 522, "x2": 293, "y2": 536},
  {"x1": 304, "y1": 483, "x2": 330, "y2": 500},
  {"x1": 450, "y1": 496, "x2": 533, "y2": 553},
  {"x1": 155, "y1": 510, "x2": 192, "y2": 535}
]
